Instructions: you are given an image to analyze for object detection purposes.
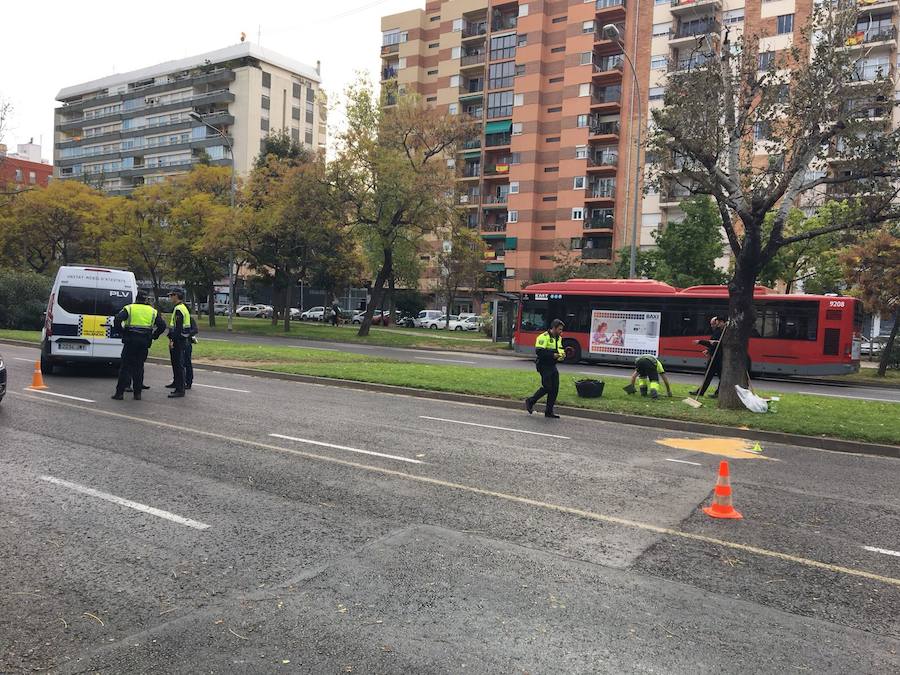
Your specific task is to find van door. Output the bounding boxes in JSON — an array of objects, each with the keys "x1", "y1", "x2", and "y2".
[
  {"x1": 52, "y1": 280, "x2": 99, "y2": 359},
  {"x1": 92, "y1": 279, "x2": 135, "y2": 363}
]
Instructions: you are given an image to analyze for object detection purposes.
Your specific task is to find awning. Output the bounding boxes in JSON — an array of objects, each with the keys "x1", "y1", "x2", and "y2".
[
  {"x1": 504, "y1": 236, "x2": 518, "y2": 250},
  {"x1": 481, "y1": 233, "x2": 506, "y2": 239},
  {"x1": 485, "y1": 120, "x2": 512, "y2": 134},
  {"x1": 461, "y1": 150, "x2": 481, "y2": 158},
  {"x1": 485, "y1": 262, "x2": 506, "y2": 272}
]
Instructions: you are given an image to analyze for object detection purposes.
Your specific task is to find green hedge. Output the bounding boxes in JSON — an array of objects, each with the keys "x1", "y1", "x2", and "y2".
[{"x1": 0, "y1": 268, "x2": 51, "y2": 330}]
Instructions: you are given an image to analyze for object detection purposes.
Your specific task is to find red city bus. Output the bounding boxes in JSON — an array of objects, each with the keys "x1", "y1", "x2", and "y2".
[{"x1": 514, "y1": 279, "x2": 863, "y2": 376}]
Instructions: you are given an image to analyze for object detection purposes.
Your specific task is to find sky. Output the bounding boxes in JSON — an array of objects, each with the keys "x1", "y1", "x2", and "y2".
[{"x1": 1, "y1": 0, "x2": 420, "y2": 161}]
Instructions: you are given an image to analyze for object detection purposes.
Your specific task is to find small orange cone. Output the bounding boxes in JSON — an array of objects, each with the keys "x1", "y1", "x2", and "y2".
[
  {"x1": 28, "y1": 360, "x2": 48, "y2": 390},
  {"x1": 703, "y1": 460, "x2": 743, "y2": 519}
]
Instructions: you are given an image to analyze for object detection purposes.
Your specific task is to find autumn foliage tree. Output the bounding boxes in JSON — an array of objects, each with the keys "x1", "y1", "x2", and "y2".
[{"x1": 647, "y1": 2, "x2": 900, "y2": 408}]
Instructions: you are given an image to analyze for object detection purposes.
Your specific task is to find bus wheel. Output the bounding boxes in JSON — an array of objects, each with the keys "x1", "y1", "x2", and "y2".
[{"x1": 562, "y1": 339, "x2": 582, "y2": 364}]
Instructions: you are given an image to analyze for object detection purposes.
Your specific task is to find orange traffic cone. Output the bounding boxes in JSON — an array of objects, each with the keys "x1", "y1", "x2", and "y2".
[
  {"x1": 28, "y1": 360, "x2": 48, "y2": 390},
  {"x1": 703, "y1": 460, "x2": 742, "y2": 519}
]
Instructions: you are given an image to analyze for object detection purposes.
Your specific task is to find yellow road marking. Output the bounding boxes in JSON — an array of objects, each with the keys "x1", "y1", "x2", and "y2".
[
  {"x1": 11, "y1": 391, "x2": 900, "y2": 589},
  {"x1": 656, "y1": 437, "x2": 775, "y2": 460}
]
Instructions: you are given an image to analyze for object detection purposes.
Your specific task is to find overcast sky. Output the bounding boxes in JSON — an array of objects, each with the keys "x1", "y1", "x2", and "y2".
[{"x1": 2, "y1": 0, "x2": 420, "y2": 160}]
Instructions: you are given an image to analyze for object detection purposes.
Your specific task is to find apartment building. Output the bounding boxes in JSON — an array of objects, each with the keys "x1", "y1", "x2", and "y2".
[
  {"x1": 54, "y1": 42, "x2": 326, "y2": 194},
  {"x1": 381, "y1": 0, "x2": 645, "y2": 292},
  {"x1": 0, "y1": 142, "x2": 52, "y2": 190}
]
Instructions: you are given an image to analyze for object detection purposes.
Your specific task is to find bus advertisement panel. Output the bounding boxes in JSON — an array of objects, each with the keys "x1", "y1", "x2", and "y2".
[{"x1": 589, "y1": 310, "x2": 661, "y2": 357}]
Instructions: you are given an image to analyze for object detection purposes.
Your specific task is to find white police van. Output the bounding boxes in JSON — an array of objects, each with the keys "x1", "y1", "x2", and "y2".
[{"x1": 40, "y1": 266, "x2": 138, "y2": 374}]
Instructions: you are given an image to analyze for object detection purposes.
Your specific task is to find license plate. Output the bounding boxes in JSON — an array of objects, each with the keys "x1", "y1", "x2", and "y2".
[{"x1": 58, "y1": 342, "x2": 87, "y2": 352}]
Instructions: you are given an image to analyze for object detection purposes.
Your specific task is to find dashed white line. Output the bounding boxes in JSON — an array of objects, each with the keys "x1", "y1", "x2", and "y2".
[
  {"x1": 414, "y1": 357, "x2": 477, "y2": 365},
  {"x1": 269, "y1": 434, "x2": 423, "y2": 464},
  {"x1": 13, "y1": 357, "x2": 35, "y2": 362},
  {"x1": 863, "y1": 545, "x2": 900, "y2": 558},
  {"x1": 26, "y1": 389, "x2": 95, "y2": 403},
  {"x1": 665, "y1": 458, "x2": 703, "y2": 466},
  {"x1": 191, "y1": 383, "x2": 251, "y2": 393},
  {"x1": 38, "y1": 475, "x2": 210, "y2": 530},
  {"x1": 798, "y1": 391, "x2": 899, "y2": 404},
  {"x1": 419, "y1": 415, "x2": 571, "y2": 440}
]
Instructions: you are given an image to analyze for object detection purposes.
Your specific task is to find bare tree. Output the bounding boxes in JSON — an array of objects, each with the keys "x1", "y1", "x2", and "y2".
[{"x1": 647, "y1": 2, "x2": 900, "y2": 408}]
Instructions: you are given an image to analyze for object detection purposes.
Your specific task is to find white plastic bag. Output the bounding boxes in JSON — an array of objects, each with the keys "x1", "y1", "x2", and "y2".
[{"x1": 735, "y1": 385, "x2": 769, "y2": 413}]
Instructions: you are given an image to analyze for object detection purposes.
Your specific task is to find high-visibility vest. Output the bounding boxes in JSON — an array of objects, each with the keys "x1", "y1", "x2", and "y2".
[
  {"x1": 123, "y1": 304, "x2": 157, "y2": 329},
  {"x1": 169, "y1": 303, "x2": 192, "y2": 335}
]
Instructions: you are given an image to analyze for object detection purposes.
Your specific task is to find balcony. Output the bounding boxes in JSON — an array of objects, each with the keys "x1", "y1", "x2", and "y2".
[
  {"x1": 591, "y1": 86, "x2": 622, "y2": 109},
  {"x1": 483, "y1": 194, "x2": 508, "y2": 206},
  {"x1": 596, "y1": 0, "x2": 627, "y2": 18},
  {"x1": 850, "y1": 63, "x2": 894, "y2": 84},
  {"x1": 841, "y1": 26, "x2": 897, "y2": 50},
  {"x1": 585, "y1": 214, "x2": 615, "y2": 230},
  {"x1": 482, "y1": 222, "x2": 508, "y2": 233},
  {"x1": 461, "y1": 138, "x2": 482, "y2": 151},
  {"x1": 459, "y1": 164, "x2": 482, "y2": 179},
  {"x1": 660, "y1": 185, "x2": 693, "y2": 205},
  {"x1": 459, "y1": 193, "x2": 481, "y2": 206},
  {"x1": 459, "y1": 82, "x2": 485, "y2": 98},
  {"x1": 491, "y1": 14, "x2": 518, "y2": 31},
  {"x1": 581, "y1": 246, "x2": 613, "y2": 260},
  {"x1": 594, "y1": 55, "x2": 624, "y2": 74},
  {"x1": 670, "y1": 0, "x2": 722, "y2": 16},
  {"x1": 669, "y1": 20, "x2": 721, "y2": 46},
  {"x1": 587, "y1": 181, "x2": 616, "y2": 199},
  {"x1": 856, "y1": 0, "x2": 898, "y2": 14},
  {"x1": 381, "y1": 43, "x2": 400, "y2": 55},
  {"x1": 463, "y1": 21, "x2": 487, "y2": 38},
  {"x1": 460, "y1": 52, "x2": 487, "y2": 68},
  {"x1": 669, "y1": 55, "x2": 713, "y2": 73},
  {"x1": 485, "y1": 132, "x2": 512, "y2": 147},
  {"x1": 595, "y1": 23, "x2": 626, "y2": 52},
  {"x1": 382, "y1": 66, "x2": 398, "y2": 81},
  {"x1": 588, "y1": 151, "x2": 619, "y2": 169},
  {"x1": 484, "y1": 163, "x2": 511, "y2": 177},
  {"x1": 590, "y1": 120, "x2": 620, "y2": 138}
]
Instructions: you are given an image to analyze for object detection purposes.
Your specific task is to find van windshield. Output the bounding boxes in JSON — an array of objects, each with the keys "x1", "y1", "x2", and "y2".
[{"x1": 58, "y1": 287, "x2": 133, "y2": 316}]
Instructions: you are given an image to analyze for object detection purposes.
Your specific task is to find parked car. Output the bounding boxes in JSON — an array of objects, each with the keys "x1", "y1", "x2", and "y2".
[
  {"x1": 450, "y1": 316, "x2": 481, "y2": 331},
  {"x1": 236, "y1": 304, "x2": 272, "y2": 318},
  {"x1": 457, "y1": 312, "x2": 478, "y2": 321},
  {"x1": 351, "y1": 311, "x2": 365, "y2": 324},
  {"x1": 301, "y1": 306, "x2": 325, "y2": 321},
  {"x1": 396, "y1": 314, "x2": 416, "y2": 328},
  {"x1": 860, "y1": 335, "x2": 889, "y2": 358},
  {"x1": 289, "y1": 308, "x2": 303, "y2": 320},
  {"x1": 414, "y1": 310, "x2": 443, "y2": 328},
  {"x1": 0, "y1": 351, "x2": 6, "y2": 404},
  {"x1": 426, "y1": 314, "x2": 458, "y2": 330}
]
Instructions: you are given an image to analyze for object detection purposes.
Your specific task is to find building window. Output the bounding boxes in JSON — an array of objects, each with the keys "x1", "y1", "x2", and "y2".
[
  {"x1": 489, "y1": 62, "x2": 515, "y2": 88},
  {"x1": 651, "y1": 55, "x2": 667, "y2": 70},
  {"x1": 552, "y1": 16, "x2": 566, "y2": 23},
  {"x1": 575, "y1": 145, "x2": 588, "y2": 159},
  {"x1": 261, "y1": 95, "x2": 270, "y2": 110},
  {"x1": 428, "y1": 69, "x2": 438, "y2": 75},
  {"x1": 451, "y1": 46, "x2": 461, "y2": 59},
  {"x1": 261, "y1": 118, "x2": 269, "y2": 131},
  {"x1": 576, "y1": 114, "x2": 589, "y2": 128},
  {"x1": 306, "y1": 107, "x2": 314, "y2": 124},
  {"x1": 383, "y1": 30, "x2": 408, "y2": 46},
  {"x1": 14, "y1": 169, "x2": 23, "y2": 182},
  {"x1": 724, "y1": 9, "x2": 744, "y2": 24},
  {"x1": 546, "y1": 136, "x2": 560, "y2": 143},
  {"x1": 544, "y1": 166, "x2": 559, "y2": 173},
  {"x1": 429, "y1": 14, "x2": 440, "y2": 21},
  {"x1": 574, "y1": 176, "x2": 586, "y2": 189},
  {"x1": 759, "y1": 51, "x2": 774, "y2": 70},
  {"x1": 514, "y1": 93, "x2": 524, "y2": 106},
  {"x1": 570, "y1": 238, "x2": 582, "y2": 250},
  {"x1": 508, "y1": 210, "x2": 519, "y2": 223},
  {"x1": 292, "y1": 106, "x2": 301, "y2": 120},
  {"x1": 490, "y1": 34, "x2": 517, "y2": 60},
  {"x1": 487, "y1": 91, "x2": 514, "y2": 118},
  {"x1": 516, "y1": 64, "x2": 526, "y2": 76},
  {"x1": 510, "y1": 152, "x2": 521, "y2": 164},
  {"x1": 547, "y1": 106, "x2": 562, "y2": 113},
  {"x1": 753, "y1": 121, "x2": 770, "y2": 141},
  {"x1": 293, "y1": 83, "x2": 302, "y2": 99},
  {"x1": 512, "y1": 122, "x2": 523, "y2": 134},
  {"x1": 777, "y1": 14, "x2": 793, "y2": 34},
  {"x1": 510, "y1": 181, "x2": 520, "y2": 193},
  {"x1": 449, "y1": 103, "x2": 459, "y2": 115},
  {"x1": 518, "y1": 35, "x2": 528, "y2": 47},
  {"x1": 572, "y1": 208, "x2": 584, "y2": 220},
  {"x1": 429, "y1": 42, "x2": 439, "y2": 49},
  {"x1": 426, "y1": 96, "x2": 437, "y2": 102},
  {"x1": 450, "y1": 75, "x2": 460, "y2": 87},
  {"x1": 305, "y1": 129, "x2": 314, "y2": 145},
  {"x1": 549, "y1": 77, "x2": 563, "y2": 83},
  {"x1": 582, "y1": 21, "x2": 594, "y2": 34},
  {"x1": 551, "y1": 46, "x2": 565, "y2": 53},
  {"x1": 580, "y1": 52, "x2": 593, "y2": 66},
  {"x1": 652, "y1": 22, "x2": 671, "y2": 37},
  {"x1": 452, "y1": 18, "x2": 463, "y2": 31},
  {"x1": 649, "y1": 86, "x2": 665, "y2": 101},
  {"x1": 519, "y1": 4, "x2": 529, "y2": 17},
  {"x1": 543, "y1": 196, "x2": 557, "y2": 202},
  {"x1": 291, "y1": 128, "x2": 300, "y2": 142},
  {"x1": 262, "y1": 71, "x2": 271, "y2": 88}
]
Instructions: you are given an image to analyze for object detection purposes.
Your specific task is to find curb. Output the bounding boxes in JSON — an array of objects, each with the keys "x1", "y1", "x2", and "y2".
[{"x1": 2, "y1": 337, "x2": 897, "y2": 459}]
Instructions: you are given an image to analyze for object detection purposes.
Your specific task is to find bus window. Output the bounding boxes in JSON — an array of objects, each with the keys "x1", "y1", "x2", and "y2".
[
  {"x1": 520, "y1": 300, "x2": 547, "y2": 332},
  {"x1": 755, "y1": 301, "x2": 818, "y2": 340}
]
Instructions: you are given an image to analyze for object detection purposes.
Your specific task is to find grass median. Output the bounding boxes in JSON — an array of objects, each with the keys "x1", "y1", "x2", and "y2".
[{"x1": 2, "y1": 329, "x2": 896, "y2": 445}]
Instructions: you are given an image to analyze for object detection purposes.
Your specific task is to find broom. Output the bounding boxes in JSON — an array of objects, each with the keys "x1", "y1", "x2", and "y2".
[{"x1": 683, "y1": 324, "x2": 728, "y2": 408}]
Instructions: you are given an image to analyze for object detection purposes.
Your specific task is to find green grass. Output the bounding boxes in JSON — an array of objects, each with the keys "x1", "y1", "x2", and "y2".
[
  {"x1": 2, "y1": 328, "x2": 896, "y2": 445},
  {"x1": 814, "y1": 366, "x2": 900, "y2": 387},
  {"x1": 201, "y1": 316, "x2": 510, "y2": 352}
]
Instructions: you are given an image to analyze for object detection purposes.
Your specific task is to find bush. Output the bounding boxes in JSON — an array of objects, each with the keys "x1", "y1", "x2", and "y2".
[{"x1": 0, "y1": 268, "x2": 51, "y2": 330}]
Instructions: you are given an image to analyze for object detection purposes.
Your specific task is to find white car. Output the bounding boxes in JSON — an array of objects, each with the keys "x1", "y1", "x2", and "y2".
[
  {"x1": 351, "y1": 311, "x2": 365, "y2": 324},
  {"x1": 301, "y1": 306, "x2": 326, "y2": 321},
  {"x1": 426, "y1": 314, "x2": 458, "y2": 330},
  {"x1": 414, "y1": 310, "x2": 443, "y2": 328},
  {"x1": 236, "y1": 304, "x2": 271, "y2": 318},
  {"x1": 450, "y1": 316, "x2": 481, "y2": 331},
  {"x1": 289, "y1": 308, "x2": 302, "y2": 320}
]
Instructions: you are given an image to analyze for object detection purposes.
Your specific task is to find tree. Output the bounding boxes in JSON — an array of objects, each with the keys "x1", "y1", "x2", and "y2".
[
  {"x1": 646, "y1": 3, "x2": 900, "y2": 408},
  {"x1": 649, "y1": 196, "x2": 727, "y2": 288},
  {"x1": 335, "y1": 78, "x2": 477, "y2": 336},
  {"x1": 433, "y1": 217, "x2": 486, "y2": 329},
  {"x1": 255, "y1": 129, "x2": 306, "y2": 169},
  {"x1": 841, "y1": 228, "x2": 900, "y2": 376},
  {"x1": 0, "y1": 180, "x2": 104, "y2": 273}
]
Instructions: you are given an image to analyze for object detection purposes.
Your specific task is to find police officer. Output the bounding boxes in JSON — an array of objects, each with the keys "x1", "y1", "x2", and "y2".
[
  {"x1": 165, "y1": 289, "x2": 192, "y2": 398},
  {"x1": 525, "y1": 318, "x2": 566, "y2": 418},
  {"x1": 627, "y1": 354, "x2": 673, "y2": 400},
  {"x1": 691, "y1": 316, "x2": 726, "y2": 397},
  {"x1": 184, "y1": 311, "x2": 198, "y2": 390},
  {"x1": 111, "y1": 293, "x2": 166, "y2": 401}
]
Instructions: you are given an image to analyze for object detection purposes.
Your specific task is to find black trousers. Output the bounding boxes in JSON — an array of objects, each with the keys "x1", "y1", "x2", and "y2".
[
  {"x1": 169, "y1": 339, "x2": 186, "y2": 393},
  {"x1": 529, "y1": 367, "x2": 559, "y2": 412},
  {"x1": 697, "y1": 357, "x2": 722, "y2": 396},
  {"x1": 184, "y1": 340, "x2": 193, "y2": 387},
  {"x1": 116, "y1": 342, "x2": 149, "y2": 396}
]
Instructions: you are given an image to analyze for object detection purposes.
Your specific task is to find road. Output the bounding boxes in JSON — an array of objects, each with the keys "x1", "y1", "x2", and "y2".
[
  {"x1": 1, "y1": 340, "x2": 898, "y2": 673},
  {"x1": 198, "y1": 328, "x2": 900, "y2": 403}
]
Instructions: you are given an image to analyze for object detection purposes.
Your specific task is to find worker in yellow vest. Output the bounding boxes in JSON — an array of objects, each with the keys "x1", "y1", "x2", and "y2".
[
  {"x1": 111, "y1": 293, "x2": 166, "y2": 401},
  {"x1": 165, "y1": 289, "x2": 192, "y2": 398}
]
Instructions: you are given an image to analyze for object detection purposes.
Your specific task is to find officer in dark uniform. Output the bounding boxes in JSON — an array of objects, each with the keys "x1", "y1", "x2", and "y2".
[
  {"x1": 692, "y1": 316, "x2": 726, "y2": 397},
  {"x1": 525, "y1": 318, "x2": 566, "y2": 418},
  {"x1": 165, "y1": 290, "x2": 192, "y2": 398},
  {"x1": 111, "y1": 293, "x2": 166, "y2": 401},
  {"x1": 183, "y1": 306, "x2": 199, "y2": 390}
]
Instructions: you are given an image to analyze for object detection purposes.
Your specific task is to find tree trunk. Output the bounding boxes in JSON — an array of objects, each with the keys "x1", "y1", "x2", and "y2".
[
  {"x1": 283, "y1": 280, "x2": 293, "y2": 333},
  {"x1": 877, "y1": 312, "x2": 899, "y2": 377},
  {"x1": 445, "y1": 288, "x2": 455, "y2": 331},
  {"x1": 387, "y1": 274, "x2": 396, "y2": 327},
  {"x1": 358, "y1": 248, "x2": 392, "y2": 337},
  {"x1": 718, "y1": 263, "x2": 755, "y2": 410},
  {"x1": 208, "y1": 282, "x2": 216, "y2": 327}
]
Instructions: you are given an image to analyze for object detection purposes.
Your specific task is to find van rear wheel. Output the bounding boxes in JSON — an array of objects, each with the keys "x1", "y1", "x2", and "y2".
[{"x1": 40, "y1": 347, "x2": 54, "y2": 376}]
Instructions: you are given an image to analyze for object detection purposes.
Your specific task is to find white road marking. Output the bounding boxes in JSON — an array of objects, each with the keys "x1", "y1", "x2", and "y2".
[
  {"x1": 38, "y1": 475, "x2": 210, "y2": 530},
  {"x1": 863, "y1": 545, "x2": 900, "y2": 558},
  {"x1": 200, "y1": 337, "x2": 229, "y2": 342},
  {"x1": 665, "y1": 458, "x2": 703, "y2": 466},
  {"x1": 419, "y1": 415, "x2": 571, "y2": 440},
  {"x1": 798, "y1": 391, "x2": 899, "y2": 404},
  {"x1": 191, "y1": 383, "x2": 251, "y2": 393},
  {"x1": 269, "y1": 434, "x2": 423, "y2": 464},
  {"x1": 414, "y1": 357, "x2": 477, "y2": 365},
  {"x1": 26, "y1": 389, "x2": 95, "y2": 403},
  {"x1": 13, "y1": 357, "x2": 35, "y2": 362}
]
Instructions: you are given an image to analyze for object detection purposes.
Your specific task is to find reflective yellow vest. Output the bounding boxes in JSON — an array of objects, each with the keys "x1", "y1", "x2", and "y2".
[
  {"x1": 123, "y1": 304, "x2": 157, "y2": 329},
  {"x1": 169, "y1": 303, "x2": 192, "y2": 334}
]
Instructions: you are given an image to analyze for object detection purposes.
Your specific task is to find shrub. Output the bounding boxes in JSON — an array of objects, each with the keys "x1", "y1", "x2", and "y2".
[{"x1": 0, "y1": 268, "x2": 51, "y2": 330}]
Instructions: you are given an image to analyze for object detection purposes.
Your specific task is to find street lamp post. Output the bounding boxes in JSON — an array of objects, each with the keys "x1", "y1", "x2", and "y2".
[
  {"x1": 603, "y1": 23, "x2": 642, "y2": 280},
  {"x1": 189, "y1": 111, "x2": 236, "y2": 331}
]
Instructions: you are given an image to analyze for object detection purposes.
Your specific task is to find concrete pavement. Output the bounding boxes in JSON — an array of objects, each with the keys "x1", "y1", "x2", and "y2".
[{"x1": 0, "y1": 342, "x2": 898, "y2": 673}]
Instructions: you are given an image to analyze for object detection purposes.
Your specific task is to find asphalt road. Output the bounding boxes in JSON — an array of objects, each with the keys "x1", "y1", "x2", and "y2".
[
  {"x1": 199, "y1": 327, "x2": 900, "y2": 403},
  {"x1": 1, "y1": 340, "x2": 898, "y2": 673}
]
